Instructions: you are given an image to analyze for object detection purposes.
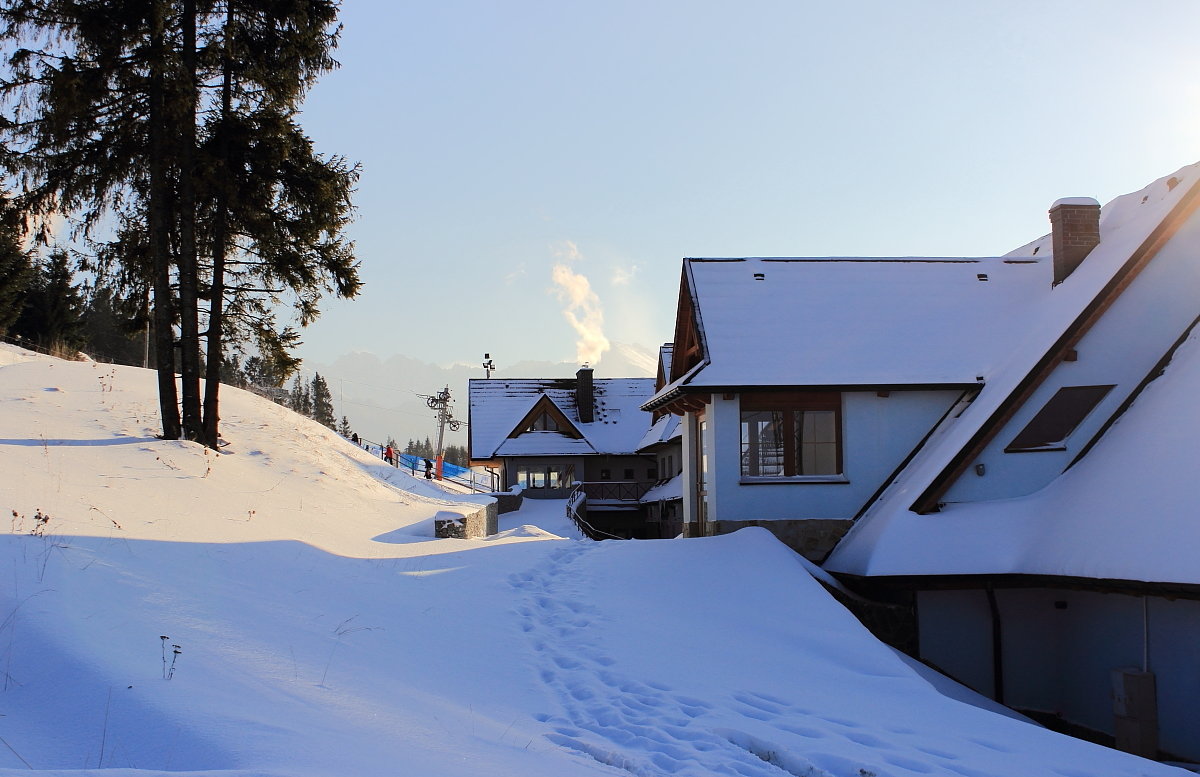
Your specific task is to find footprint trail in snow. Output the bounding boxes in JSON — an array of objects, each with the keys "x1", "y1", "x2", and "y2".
[{"x1": 509, "y1": 542, "x2": 832, "y2": 777}]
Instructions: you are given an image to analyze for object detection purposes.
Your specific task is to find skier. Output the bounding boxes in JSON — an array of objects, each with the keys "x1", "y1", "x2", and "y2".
[{"x1": 424, "y1": 458, "x2": 434, "y2": 479}]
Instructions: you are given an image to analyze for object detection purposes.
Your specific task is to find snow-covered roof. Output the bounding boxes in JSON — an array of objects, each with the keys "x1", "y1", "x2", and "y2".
[
  {"x1": 826, "y1": 162, "x2": 1200, "y2": 585},
  {"x1": 826, "y1": 324, "x2": 1200, "y2": 586},
  {"x1": 469, "y1": 376, "x2": 656, "y2": 459},
  {"x1": 661, "y1": 255, "x2": 1048, "y2": 393},
  {"x1": 640, "y1": 473, "x2": 683, "y2": 503},
  {"x1": 636, "y1": 413, "x2": 680, "y2": 452},
  {"x1": 650, "y1": 166, "x2": 1200, "y2": 418}
]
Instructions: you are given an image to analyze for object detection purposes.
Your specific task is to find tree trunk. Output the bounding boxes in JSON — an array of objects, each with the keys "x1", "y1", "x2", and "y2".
[
  {"x1": 177, "y1": 0, "x2": 203, "y2": 442},
  {"x1": 149, "y1": 0, "x2": 180, "y2": 440},
  {"x1": 202, "y1": 2, "x2": 234, "y2": 449}
]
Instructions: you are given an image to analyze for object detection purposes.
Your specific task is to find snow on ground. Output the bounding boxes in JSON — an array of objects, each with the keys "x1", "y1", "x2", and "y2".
[{"x1": 0, "y1": 344, "x2": 1187, "y2": 776}]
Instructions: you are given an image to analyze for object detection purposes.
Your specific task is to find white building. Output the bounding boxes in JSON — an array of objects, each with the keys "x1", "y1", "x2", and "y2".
[{"x1": 648, "y1": 162, "x2": 1200, "y2": 761}]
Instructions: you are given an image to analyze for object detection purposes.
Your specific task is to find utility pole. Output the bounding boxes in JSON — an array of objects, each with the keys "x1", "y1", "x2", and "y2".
[{"x1": 423, "y1": 385, "x2": 461, "y2": 480}]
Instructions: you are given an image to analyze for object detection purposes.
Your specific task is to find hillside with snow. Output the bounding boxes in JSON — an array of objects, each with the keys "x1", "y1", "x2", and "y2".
[{"x1": 0, "y1": 343, "x2": 1187, "y2": 776}]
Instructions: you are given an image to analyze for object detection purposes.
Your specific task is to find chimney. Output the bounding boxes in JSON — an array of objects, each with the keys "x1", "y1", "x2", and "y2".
[
  {"x1": 1049, "y1": 197, "x2": 1101, "y2": 285},
  {"x1": 576, "y1": 365, "x2": 594, "y2": 423}
]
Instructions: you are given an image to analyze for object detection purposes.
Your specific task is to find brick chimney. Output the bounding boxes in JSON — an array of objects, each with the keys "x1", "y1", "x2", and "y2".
[
  {"x1": 576, "y1": 366, "x2": 594, "y2": 423},
  {"x1": 1049, "y1": 197, "x2": 1101, "y2": 285}
]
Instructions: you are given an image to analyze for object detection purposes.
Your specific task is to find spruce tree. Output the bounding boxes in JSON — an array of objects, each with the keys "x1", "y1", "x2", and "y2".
[
  {"x1": 199, "y1": 0, "x2": 359, "y2": 448},
  {"x1": 289, "y1": 373, "x2": 311, "y2": 417},
  {"x1": 14, "y1": 250, "x2": 85, "y2": 351},
  {"x1": 310, "y1": 372, "x2": 335, "y2": 429},
  {"x1": 0, "y1": 195, "x2": 32, "y2": 337},
  {"x1": 80, "y1": 283, "x2": 145, "y2": 365},
  {"x1": 0, "y1": 0, "x2": 359, "y2": 446}
]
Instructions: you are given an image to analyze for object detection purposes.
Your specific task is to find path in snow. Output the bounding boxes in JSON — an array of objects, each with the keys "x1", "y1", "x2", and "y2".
[{"x1": 510, "y1": 541, "x2": 832, "y2": 777}]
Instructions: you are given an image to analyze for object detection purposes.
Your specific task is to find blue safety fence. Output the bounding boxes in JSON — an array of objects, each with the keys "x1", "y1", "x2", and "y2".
[
  {"x1": 348, "y1": 435, "x2": 496, "y2": 491},
  {"x1": 396, "y1": 452, "x2": 469, "y2": 478}
]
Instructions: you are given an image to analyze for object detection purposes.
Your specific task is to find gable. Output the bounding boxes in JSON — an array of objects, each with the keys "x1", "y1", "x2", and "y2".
[
  {"x1": 669, "y1": 267, "x2": 705, "y2": 383},
  {"x1": 507, "y1": 395, "x2": 583, "y2": 439}
]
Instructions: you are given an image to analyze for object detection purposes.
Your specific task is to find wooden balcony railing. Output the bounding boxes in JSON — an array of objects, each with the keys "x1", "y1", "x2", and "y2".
[{"x1": 577, "y1": 481, "x2": 652, "y2": 502}]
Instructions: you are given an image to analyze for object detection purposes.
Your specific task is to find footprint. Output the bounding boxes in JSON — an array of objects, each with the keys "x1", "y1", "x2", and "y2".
[
  {"x1": 882, "y1": 753, "x2": 935, "y2": 773},
  {"x1": 843, "y1": 731, "x2": 894, "y2": 749},
  {"x1": 817, "y1": 716, "x2": 859, "y2": 728},
  {"x1": 734, "y1": 707, "x2": 775, "y2": 722},
  {"x1": 777, "y1": 723, "x2": 826, "y2": 739},
  {"x1": 914, "y1": 745, "x2": 958, "y2": 760},
  {"x1": 732, "y1": 691, "x2": 785, "y2": 715}
]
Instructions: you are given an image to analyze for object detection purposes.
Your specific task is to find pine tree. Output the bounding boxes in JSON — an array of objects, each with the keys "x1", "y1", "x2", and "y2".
[
  {"x1": 199, "y1": 0, "x2": 360, "y2": 447},
  {"x1": 337, "y1": 415, "x2": 351, "y2": 437},
  {"x1": 0, "y1": 199, "x2": 32, "y2": 337},
  {"x1": 0, "y1": 0, "x2": 359, "y2": 446},
  {"x1": 79, "y1": 283, "x2": 145, "y2": 365},
  {"x1": 289, "y1": 374, "x2": 311, "y2": 417},
  {"x1": 310, "y1": 372, "x2": 335, "y2": 429},
  {"x1": 14, "y1": 250, "x2": 85, "y2": 352}
]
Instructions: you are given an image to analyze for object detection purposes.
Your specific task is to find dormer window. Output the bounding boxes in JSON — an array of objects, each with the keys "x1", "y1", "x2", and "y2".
[
  {"x1": 1005, "y1": 385, "x2": 1114, "y2": 452},
  {"x1": 527, "y1": 410, "x2": 559, "y2": 432}
]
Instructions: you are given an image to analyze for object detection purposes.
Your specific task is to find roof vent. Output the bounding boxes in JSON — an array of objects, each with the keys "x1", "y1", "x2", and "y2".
[
  {"x1": 1049, "y1": 197, "x2": 1100, "y2": 286},
  {"x1": 753, "y1": 272, "x2": 765, "y2": 281},
  {"x1": 976, "y1": 273, "x2": 989, "y2": 281}
]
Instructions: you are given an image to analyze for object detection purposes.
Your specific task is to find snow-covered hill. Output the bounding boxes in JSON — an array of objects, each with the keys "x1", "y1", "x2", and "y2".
[{"x1": 0, "y1": 344, "x2": 1187, "y2": 776}]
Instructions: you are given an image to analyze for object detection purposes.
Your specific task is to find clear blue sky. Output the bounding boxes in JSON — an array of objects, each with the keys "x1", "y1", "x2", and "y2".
[{"x1": 293, "y1": 0, "x2": 1200, "y2": 373}]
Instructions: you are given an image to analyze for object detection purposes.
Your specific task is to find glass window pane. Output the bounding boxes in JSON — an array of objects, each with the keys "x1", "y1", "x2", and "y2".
[
  {"x1": 741, "y1": 410, "x2": 785, "y2": 476},
  {"x1": 1006, "y1": 385, "x2": 1114, "y2": 451},
  {"x1": 794, "y1": 410, "x2": 839, "y2": 475}
]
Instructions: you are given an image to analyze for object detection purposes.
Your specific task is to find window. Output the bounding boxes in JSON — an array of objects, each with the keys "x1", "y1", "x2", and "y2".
[
  {"x1": 599, "y1": 468, "x2": 611, "y2": 481},
  {"x1": 647, "y1": 467, "x2": 658, "y2": 481},
  {"x1": 623, "y1": 468, "x2": 635, "y2": 480},
  {"x1": 526, "y1": 411, "x2": 559, "y2": 432},
  {"x1": 1005, "y1": 385, "x2": 1114, "y2": 452},
  {"x1": 517, "y1": 464, "x2": 566, "y2": 489},
  {"x1": 740, "y1": 392, "x2": 841, "y2": 477}
]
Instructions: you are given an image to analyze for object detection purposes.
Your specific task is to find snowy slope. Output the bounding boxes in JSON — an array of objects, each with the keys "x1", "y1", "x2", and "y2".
[{"x1": 0, "y1": 345, "x2": 1186, "y2": 776}]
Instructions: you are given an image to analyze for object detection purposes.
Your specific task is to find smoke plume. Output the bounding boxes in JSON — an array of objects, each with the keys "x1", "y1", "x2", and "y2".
[{"x1": 551, "y1": 241, "x2": 611, "y2": 367}]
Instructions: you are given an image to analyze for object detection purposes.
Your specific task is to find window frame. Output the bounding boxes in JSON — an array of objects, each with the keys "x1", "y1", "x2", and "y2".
[
  {"x1": 739, "y1": 391, "x2": 844, "y2": 481},
  {"x1": 516, "y1": 463, "x2": 567, "y2": 489},
  {"x1": 526, "y1": 410, "x2": 559, "y2": 432}
]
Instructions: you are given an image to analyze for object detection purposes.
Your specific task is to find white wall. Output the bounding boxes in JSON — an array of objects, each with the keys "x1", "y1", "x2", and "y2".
[{"x1": 704, "y1": 390, "x2": 961, "y2": 523}]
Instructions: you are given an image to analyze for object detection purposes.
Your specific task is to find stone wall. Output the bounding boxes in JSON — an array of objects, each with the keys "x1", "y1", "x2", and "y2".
[
  {"x1": 491, "y1": 488, "x2": 524, "y2": 514},
  {"x1": 433, "y1": 503, "x2": 498, "y2": 539},
  {"x1": 708, "y1": 518, "x2": 853, "y2": 562}
]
